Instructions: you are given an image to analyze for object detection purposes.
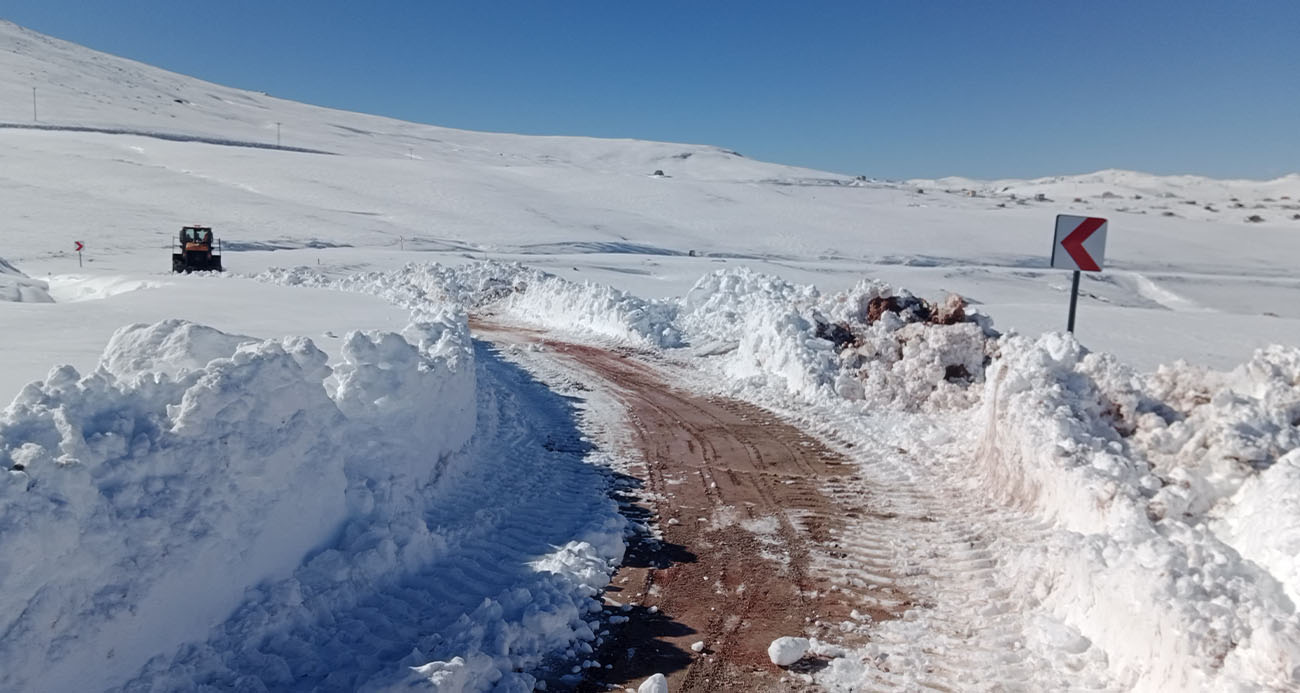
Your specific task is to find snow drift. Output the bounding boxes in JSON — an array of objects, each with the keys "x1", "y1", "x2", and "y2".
[{"x1": 0, "y1": 256, "x2": 53, "y2": 302}]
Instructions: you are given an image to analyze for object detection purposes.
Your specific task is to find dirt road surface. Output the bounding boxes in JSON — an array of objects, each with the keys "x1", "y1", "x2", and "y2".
[{"x1": 474, "y1": 324, "x2": 910, "y2": 691}]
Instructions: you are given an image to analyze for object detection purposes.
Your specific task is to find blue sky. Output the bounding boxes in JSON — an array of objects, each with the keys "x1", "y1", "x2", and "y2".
[{"x1": 4, "y1": 1, "x2": 1297, "y2": 179}]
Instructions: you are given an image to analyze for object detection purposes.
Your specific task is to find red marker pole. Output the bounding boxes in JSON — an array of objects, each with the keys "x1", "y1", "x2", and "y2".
[{"x1": 75, "y1": 241, "x2": 84, "y2": 267}]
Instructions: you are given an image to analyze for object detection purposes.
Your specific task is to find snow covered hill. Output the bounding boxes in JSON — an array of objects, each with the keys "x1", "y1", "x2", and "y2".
[
  {"x1": 2, "y1": 17, "x2": 1299, "y2": 692},
  {"x1": 911, "y1": 168, "x2": 1300, "y2": 225},
  {"x1": 0, "y1": 21, "x2": 788, "y2": 171}
]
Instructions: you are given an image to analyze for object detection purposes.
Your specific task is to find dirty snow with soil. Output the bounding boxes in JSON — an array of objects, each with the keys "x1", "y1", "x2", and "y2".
[{"x1": 2, "y1": 18, "x2": 1300, "y2": 692}]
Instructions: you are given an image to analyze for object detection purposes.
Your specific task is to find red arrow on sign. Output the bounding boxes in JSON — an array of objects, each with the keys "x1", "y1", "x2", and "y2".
[
  {"x1": 1061, "y1": 217, "x2": 1104, "y2": 272},
  {"x1": 75, "y1": 241, "x2": 84, "y2": 252}
]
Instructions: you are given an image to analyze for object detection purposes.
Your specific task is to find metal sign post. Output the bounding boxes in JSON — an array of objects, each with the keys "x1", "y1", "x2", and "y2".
[
  {"x1": 75, "y1": 240, "x2": 84, "y2": 267},
  {"x1": 1050, "y1": 215, "x2": 1108, "y2": 333},
  {"x1": 1066, "y1": 270, "x2": 1081, "y2": 332}
]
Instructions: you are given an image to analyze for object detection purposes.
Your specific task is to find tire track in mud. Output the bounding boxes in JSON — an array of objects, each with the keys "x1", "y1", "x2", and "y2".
[
  {"x1": 471, "y1": 324, "x2": 910, "y2": 691},
  {"x1": 545, "y1": 339, "x2": 883, "y2": 692}
]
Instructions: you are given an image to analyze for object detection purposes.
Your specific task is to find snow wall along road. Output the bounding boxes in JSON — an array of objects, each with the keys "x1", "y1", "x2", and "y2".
[{"x1": 0, "y1": 313, "x2": 481, "y2": 691}]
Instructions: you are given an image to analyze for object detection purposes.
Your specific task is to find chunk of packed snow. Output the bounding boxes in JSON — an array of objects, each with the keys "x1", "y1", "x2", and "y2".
[
  {"x1": 638, "y1": 672, "x2": 669, "y2": 693},
  {"x1": 768, "y1": 636, "x2": 811, "y2": 666}
]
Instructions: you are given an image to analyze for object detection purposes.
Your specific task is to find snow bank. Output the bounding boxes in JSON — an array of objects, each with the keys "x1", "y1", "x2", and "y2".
[
  {"x1": 0, "y1": 257, "x2": 53, "y2": 302},
  {"x1": 500, "y1": 271, "x2": 681, "y2": 348},
  {"x1": 976, "y1": 334, "x2": 1300, "y2": 690},
  {"x1": 0, "y1": 323, "x2": 348, "y2": 691},
  {"x1": 0, "y1": 313, "x2": 480, "y2": 692},
  {"x1": 679, "y1": 268, "x2": 994, "y2": 410},
  {"x1": 99, "y1": 307, "x2": 626, "y2": 692},
  {"x1": 261, "y1": 261, "x2": 682, "y2": 348}
]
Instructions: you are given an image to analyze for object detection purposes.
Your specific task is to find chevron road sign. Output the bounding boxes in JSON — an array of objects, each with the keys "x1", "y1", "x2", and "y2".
[
  {"x1": 1051, "y1": 215, "x2": 1107, "y2": 271},
  {"x1": 1050, "y1": 215, "x2": 1109, "y2": 333}
]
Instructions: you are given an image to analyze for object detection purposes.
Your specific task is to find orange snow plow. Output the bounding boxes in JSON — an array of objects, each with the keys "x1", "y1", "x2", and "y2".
[{"x1": 172, "y1": 225, "x2": 223, "y2": 272}]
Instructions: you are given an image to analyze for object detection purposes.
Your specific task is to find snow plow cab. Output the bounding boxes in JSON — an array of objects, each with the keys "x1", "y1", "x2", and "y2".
[{"x1": 172, "y1": 225, "x2": 223, "y2": 272}]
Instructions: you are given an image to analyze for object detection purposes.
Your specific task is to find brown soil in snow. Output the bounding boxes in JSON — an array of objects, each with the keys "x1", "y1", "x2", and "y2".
[{"x1": 473, "y1": 325, "x2": 907, "y2": 692}]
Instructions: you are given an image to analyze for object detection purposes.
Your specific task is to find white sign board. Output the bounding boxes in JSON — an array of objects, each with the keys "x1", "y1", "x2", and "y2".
[{"x1": 1051, "y1": 215, "x2": 1108, "y2": 272}]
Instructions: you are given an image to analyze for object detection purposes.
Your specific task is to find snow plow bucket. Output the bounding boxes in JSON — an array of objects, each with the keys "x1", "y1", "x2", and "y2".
[{"x1": 172, "y1": 251, "x2": 222, "y2": 273}]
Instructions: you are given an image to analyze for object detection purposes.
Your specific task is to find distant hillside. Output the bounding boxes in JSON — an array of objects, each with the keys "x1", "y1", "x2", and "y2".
[
  {"x1": 0, "y1": 19, "x2": 831, "y2": 181},
  {"x1": 909, "y1": 169, "x2": 1300, "y2": 225}
]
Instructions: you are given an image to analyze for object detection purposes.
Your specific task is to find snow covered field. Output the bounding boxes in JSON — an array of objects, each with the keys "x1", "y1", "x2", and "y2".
[{"x1": 2, "y1": 18, "x2": 1299, "y2": 692}]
